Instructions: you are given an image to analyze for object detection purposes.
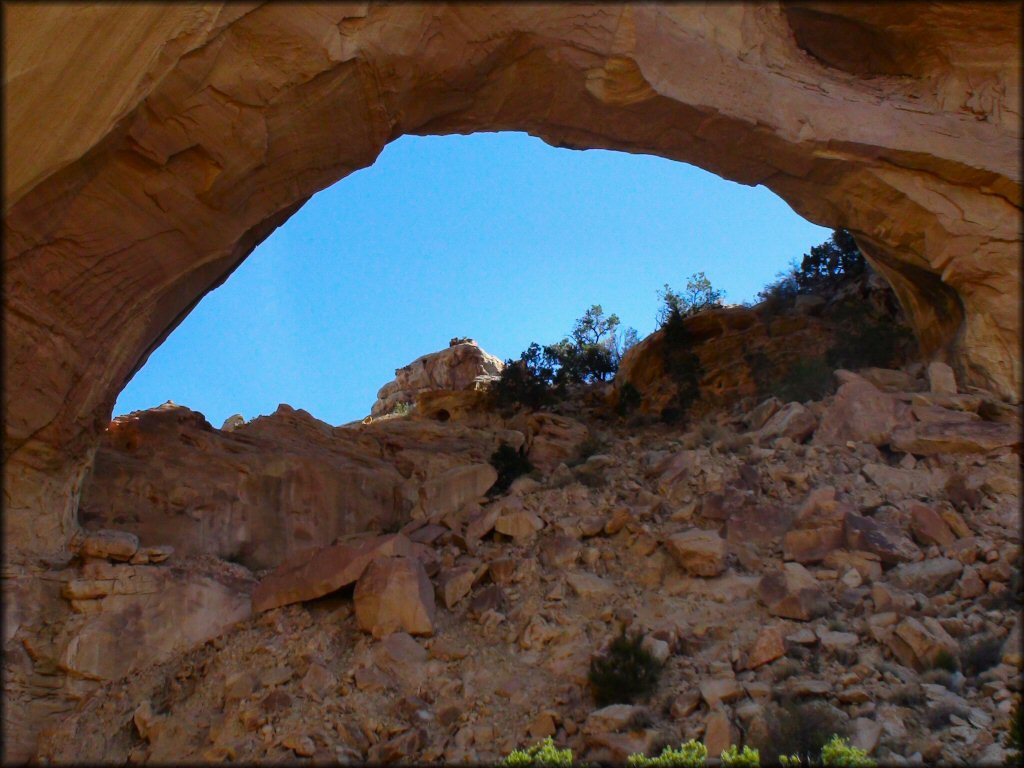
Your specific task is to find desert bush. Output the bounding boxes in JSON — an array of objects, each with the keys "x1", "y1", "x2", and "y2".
[
  {"x1": 657, "y1": 272, "x2": 724, "y2": 326},
  {"x1": 776, "y1": 357, "x2": 834, "y2": 402},
  {"x1": 491, "y1": 343, "x2": 561, "y2": 412},
  {"x1": 588, "y1": 628, "x2": 664, "y2": 706},
  {"x1": 720, "y1": 745, "x2": 761, "y2": 767},
  {"x1": 390, "y1": 401, "x2": 413, "y2": 416},
  {"x1": 827, "y1": 299, "x2": 917, "y2": 370},
  {"x1": 754, "y1": 699, "x2": 847, "y2": 765},
  {"x1": 1006, "y1": 701, "x2": 1022, "y2": 767},
  {"x1": 795, "y1": 229, "x2": 865, "y2": 292},
  {"x1": 627, "y1": 741, "x2": 708, "y2": 767},
  {"x1": 488, "y1": 443, "x2": 534, "y2": 495},
  {"x1": 930, "y1": 649, "x2": 960, "y2": 673},
  {"x1": 960, "y1": 635, "x2": 1004, "y2": 677},
  {"x1": 659, "y1": 308, "x2": 704, "y2": 424},
  {"x1": 757, "y1": 266, "x2": 801, "y2": 314},
  {"x1": 818, "y1": 735, "x2": 875, "y2": 767},
  {"x1": 502, "y1": 737, "x2": 574, "y2": 767},
  {"x1": 617, "y1": 382, "x2": 643, "y2": 416},
  {"x1": 926, "y1": 700, "x2": 970, "y2": 730}
]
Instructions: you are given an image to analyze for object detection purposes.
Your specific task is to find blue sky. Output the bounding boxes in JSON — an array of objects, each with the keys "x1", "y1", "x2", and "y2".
[{"x1": 114, "y1": 132, "x2": 831, "y2": 427}]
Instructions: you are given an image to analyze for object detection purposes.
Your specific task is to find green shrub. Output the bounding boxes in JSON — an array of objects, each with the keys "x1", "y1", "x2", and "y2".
[
  {"x1": 588, "y1": 629, "x2": 663, "y2": 706},
  {"x1": 502, "y1": 737, "x2": 574, "y2": 767},
  {"x1": 491, "y1": 344, "x2": 561, "y2": 412},
  {"x1": 390, "y1": 401, "x2": 413, "y2": 416},
  {"x1": 819, "y1": 735, "x2": 875, "y2": 767},
  {"x1": 720, "y1": 745, "x2": 761, "y2": 767},
  {"x1": 488, "y1": 443, "x2": 534, "y2": 495},
  {"x1": 795, "y1": 229, "x2": 865, "y2": 292},
  {"x1": 660, "y1": 308, "x2": 703, "y2": 423},
  {"x1": 627, "y1": 740, "x2": 707, "y2": 767},
  {"x1": 657, "y1": 272, "x2": 725, "y2": 326}
]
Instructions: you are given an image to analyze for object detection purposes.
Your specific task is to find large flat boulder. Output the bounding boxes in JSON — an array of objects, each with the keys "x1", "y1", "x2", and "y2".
[{"x1": 252, "y1": 534, "x2": 413, "y2": 612}]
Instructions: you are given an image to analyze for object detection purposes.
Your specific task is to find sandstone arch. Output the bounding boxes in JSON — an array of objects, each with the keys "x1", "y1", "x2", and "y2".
[{"x1": 4, "y1": 2, "x2": 1021, "y2": 569}]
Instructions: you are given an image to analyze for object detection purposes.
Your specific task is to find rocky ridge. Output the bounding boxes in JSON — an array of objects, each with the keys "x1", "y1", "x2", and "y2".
[{"x1": 28, "y1": 341, "x2": 1021, "y2": 765}]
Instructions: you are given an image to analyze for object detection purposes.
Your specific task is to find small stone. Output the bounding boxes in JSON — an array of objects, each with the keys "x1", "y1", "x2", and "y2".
[
  {"x1": 283, "y1": 734, "x2": 316, "y2": 757},
  {"x1": 665, "y1": 528, "x2": 727, "y2": 577},
  {"x1": 927, "y1": 361, "x2": 957, "y2": 395}
]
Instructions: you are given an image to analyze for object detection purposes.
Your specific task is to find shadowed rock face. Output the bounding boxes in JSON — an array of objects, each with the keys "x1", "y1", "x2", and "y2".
[{"x1": 3, "y1": 4, "x2": 1020, "y2": 564}]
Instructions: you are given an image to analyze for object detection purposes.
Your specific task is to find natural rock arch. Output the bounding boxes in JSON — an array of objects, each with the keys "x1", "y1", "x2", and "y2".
[{"x1": 4, "y1": 2, "x2": 1021, "y2": 568}]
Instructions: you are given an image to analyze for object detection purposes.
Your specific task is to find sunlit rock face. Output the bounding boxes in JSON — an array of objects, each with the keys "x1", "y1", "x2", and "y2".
[
  {"x1": 4, "y1": 3, "x2": 1019, "y2": 565},
  {"x1": 372, "y1": 339, "x2": 503, "y2": 418}
]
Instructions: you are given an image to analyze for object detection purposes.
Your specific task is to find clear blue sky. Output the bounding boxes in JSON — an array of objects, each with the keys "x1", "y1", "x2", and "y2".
[{"x1": 114, "y1": 132, "x2": 831, "y2": 427}]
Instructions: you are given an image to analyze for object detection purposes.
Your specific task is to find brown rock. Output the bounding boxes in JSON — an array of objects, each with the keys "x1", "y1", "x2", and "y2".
[
  {"x1": 699, "y1": 678, "x2": 744, "y2": 708},
  {"x1": 745, "y1": 625, "x2": 786, "y2": 669},
  {"x1": 757, "y1": 403, "x2": 818, "y2": 444},
  {"x1": 703, "y1": 710, "x2": 736, "y2": 757},
  {"x1": 783, "y1": 526, "x2": 845, "y2": 564},
  {"x1": 843, "y1": 513, "x2": 919, "y2": 565},
  {"x1": 891, "y1": 616, "x2": 958, "y2": 670},
  {"x1": 909, "y1": 504, "x2": 956, "y2": 547},
  {"x1": 890, "y1": 420, "x2": 1021, "y2": 455},
  {"x1": 583, "y1": 704, "x2": 644, "y2": 735},
  {"x1": 78, "y1": 529, "x2": 140, "y2": 561},
  {"x1": 927, "y1": 361, "x2": 958, "y2": 395},
  {"x1": 888, "y1": 557, "x2": 963, "y2": 595},
  {"x1": 371, "y1": 340, "x2": 503, "y2": 416},
  {"x1": 758, "y1": 563, "x2": 830, "y2": 620},
  {"x1": 814, "y1": 374, "x2": 907, "y2": 446},
  {"x1": 665, "y1": 529, "x2": 727, "y2": 577},
  {"x1": 354, "y1": 557, "x2": 436, "y2": 638},
  {"x1": 437, "y1": 566, "x2": 475, "y2": 609},
  {"x1": 253, "y1": 534, "x2": 413, "y2": 613},
  {"x1": 494, "y1": 508, "x2": 544, "y2": 539}
]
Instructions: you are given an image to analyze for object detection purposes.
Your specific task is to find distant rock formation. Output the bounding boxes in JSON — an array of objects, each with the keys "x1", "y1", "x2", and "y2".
[{"x1": 371, "y1": 339, "x2": 503, "y2": 417}]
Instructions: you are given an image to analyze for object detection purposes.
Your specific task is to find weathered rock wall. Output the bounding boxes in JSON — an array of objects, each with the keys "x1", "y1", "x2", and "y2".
[{"x1": 4, "y1": 3, "x2": 1020, "y2": 569}]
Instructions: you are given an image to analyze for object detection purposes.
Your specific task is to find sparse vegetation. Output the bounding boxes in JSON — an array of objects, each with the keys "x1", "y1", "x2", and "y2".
[
  {"x1": 1006, "y1": 701, "x2": 1022, "y2": 767},
  {"x1": 502, "y1": 737, "x2": 574, "y2": 767},
  {"x1": 488, "y1": 443, "x2": 534, "y2": 495},
  {"x1": 930, "y1": 649, "x2": 960, "y2": 673},
  {"x1": 627, "y1": 741, "x2": 708, "y2": 767},
  {"x1": 753, "y1": 700, "x2": 847, "y2": 765},
  {"x1": 819, "y1": 735, "x2": 875, "y2": 767},
  {"x1": 616, "y1": 382, "x2": 643, "y2": 417},
  {"x1": 390, "y1": 401, "x2": 413, "y2": 416},
  {"x1": 720, "y1": 745, "x2": 761, "y2": 767},
  {"x1": 959, "y1": 635, "x2": 1003, "y2": 677},
  {"x1": 490, "y1": 306, "x2": 637, "y2": 413},
  {"x1": 588, "y1": 628, "x2": 664, "y2": 706},
  {"x1": 657, "y1": 272, "x2": 725, "y2": 326}
]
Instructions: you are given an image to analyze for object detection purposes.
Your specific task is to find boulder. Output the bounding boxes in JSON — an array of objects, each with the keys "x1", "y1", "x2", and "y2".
[
  {"x1": 583, "y1": 704, "x2": 644, "y2": 735},
  {"x1": 888, "y1": 558, "x2": 963, "y2": 595},
  {"x1": 783, "y1": 526, "x2": 844, "y2": 564},
  {"x1": 908, "y1": 504, "x2": 957, "y2": 547},
  {"x1": 665, "y1": 529, "x2": 727, "y2": 577},
  {"x1": 757, "y1": 402, "x2": 817, "y2": 444},
  {"x1": 353, "y1": 557, "x2": 436, "y2": 637},
  {"x1": 927, "y1": 361, "x2": 958, "y2": 394},
  {"x1": 77, "y1": 529, "x2": 140, "y2": 562},
  {"x1": 253, "y1": 534, "x2": 413, "y2": 612},
  {"x1": 703, "y1": 710, "x2": 736, "y2": 757},
  {"x1": 744, "y1": 625, "x2": 786, "y2": 669},
  {"x1": 371, "y1": 340, "x2": 503, "y2": 417},
  {"x1": 699, "y1": 678, "x2": 745, "y2": 708},
  {"x1": 757, "y1": 563, "x2": 830, "y2": 620},
  {"x1": 890, "y1": 616, "x2": 958, "y2": 670},
  {"x1": 437, "y1": 566, "x2": 475, "y2": 609},
  {"x1": 843, "y1": 513, "x2": 919, "y2": 565},
  {"x1": 890, "y1": 420, "x2": 1020, "y2": 455},
  {"x1": 417, "y1": 464, "x2": 497, "y2": 519},
  {"x1": 814, "y1": 374, "x2": 907, "y2": 446}
]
